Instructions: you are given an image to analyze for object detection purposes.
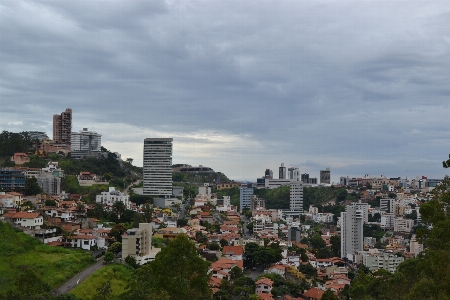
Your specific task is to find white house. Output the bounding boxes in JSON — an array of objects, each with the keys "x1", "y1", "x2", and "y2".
[
  {"x1": 9, "y1": 211, "x2": 43, "y2": 229},
  {"x1": 96, "y1": 187, "x2": 131, "y2": 209}
]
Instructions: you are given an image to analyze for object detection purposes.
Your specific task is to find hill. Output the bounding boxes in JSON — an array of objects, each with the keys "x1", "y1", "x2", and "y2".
[{"x1": 0, "y1": 221, "x2": 94, "y2": 298}]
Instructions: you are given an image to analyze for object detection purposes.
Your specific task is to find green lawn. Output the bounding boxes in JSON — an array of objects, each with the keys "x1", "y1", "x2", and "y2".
[
  {"x1": 0, "y1": 221, "x2": 95, "y2": 297},
  {"x1": 70, "y1": 264, "x2": 134, "y2": 299}
]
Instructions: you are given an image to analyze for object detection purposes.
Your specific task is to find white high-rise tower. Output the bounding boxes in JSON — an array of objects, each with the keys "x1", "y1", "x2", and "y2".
[{"x1": 143, "y1": 138, "x2": 173, "y2": 197}]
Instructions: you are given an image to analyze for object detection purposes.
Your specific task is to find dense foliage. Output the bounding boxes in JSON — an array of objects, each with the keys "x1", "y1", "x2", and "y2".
[
  {"x1": 121, "y1": 234, "x2": 211, "y2": 300},
  {"x1": 0, "y1": 131, "x2": 33, "y2": 157}
]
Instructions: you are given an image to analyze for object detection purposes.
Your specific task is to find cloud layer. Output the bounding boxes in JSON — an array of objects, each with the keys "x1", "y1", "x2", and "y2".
[{"x1": 1, "y1": 0, "x2": 450, "y2": 181}]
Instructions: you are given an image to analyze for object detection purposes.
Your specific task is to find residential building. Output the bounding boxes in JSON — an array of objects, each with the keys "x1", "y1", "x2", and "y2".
[
  {"x1": 239, "y1": 187, "x2": 253, "y2": 211},
  {"x1": 96, "y1": 187, "x2": 131, "y2": 210},
  {"x1": 361, "y1": 250, "x2": 404, "y2": 273},
  {"x1": 6, "y1": 211, "x2": 43, "y2": 229},
  {"x1": 10, "y1": 153, "x2": 30, "y2": 165},
  {"x1": 255, "y1": 277, "x2": 274, "y2": 295},
  {"x1": 301, "y1": 173, "x2": 309, "y2": 184},
  {"x1": 289, "y1": 181, "x2": 303, "y2": 212},
  {"x1": 121, "y1": 223, "x2": 161, "y2": 265},
  {"x1": 53, "y1": 108, "x2": 72, "y2": 145},
  {"x1": 380, "y1": 198, "x2": 394, "y2": 213},
  {"x1": 143, "y1": 138, "x2": 173, "y2": 197},
  {"x1": 320, "y1": 168, "x2": 330, "y2": 184},
  {"x1": 27, "y1": 131, "x2": 49, "y2": 141},
  {"x1": 264, "y1": 178, "x2": 292, "y2": 189},
  {"x1": 0, "y1": 169, "x2": 25, "y2": 191},
  {"x1": 70, "y1": 128, "x2": 102, "y2": 158},
  {"x1": 279, "y1": 163, "x2": 286, "y2": 179},
  {"x1": 341, "y1": 201, "x2": 368, "y2": 261},
  {"x1": 394, "y1": 217, "x2": 414, "y2": 233}
]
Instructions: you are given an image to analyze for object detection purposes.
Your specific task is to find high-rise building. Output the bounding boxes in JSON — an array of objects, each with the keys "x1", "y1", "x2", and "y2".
[
  {"x1": 301, "y1": 173, "x2": 309, "y2": 183},
  {"x1": 279, "y1": 163, "x2": 286, "y2": 179},
  {"x1": 341, "y1": 201, "x2": 368, "y2": 261},
  {"x1": 264, "y1": 169, "x2": 273, "y2": 179},
  {"x1": 320, "y1": 168, "x2": 330, "y2": 184},
  {"x1": 143, "y1": 138, "x2": 173, "y2": 197},
  {"x1": 240, "y1": 187, "x2": 254, "y2": 211},
  {"x1": 288, "y1": 167, "x2": 300, "y2": 181},
  {"x1": 289, "y1": 181, "x2": 303, "y2": 212},
  {"x1": 71, "y1": 128, "x2": 102, "y2": 158},
  {"x1": 53, "y1": 108, "x2": 72, "y2": 144}
]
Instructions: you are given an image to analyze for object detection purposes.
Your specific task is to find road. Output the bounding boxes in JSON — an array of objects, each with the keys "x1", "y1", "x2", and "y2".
[{"x1": 51, "y1": 260, "x2": 105, "y2": 297}]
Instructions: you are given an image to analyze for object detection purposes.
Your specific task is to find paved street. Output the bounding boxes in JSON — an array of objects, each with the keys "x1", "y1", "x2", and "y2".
[{"x1": 51, "y1": 259, "x2": 105, "y2": 296}]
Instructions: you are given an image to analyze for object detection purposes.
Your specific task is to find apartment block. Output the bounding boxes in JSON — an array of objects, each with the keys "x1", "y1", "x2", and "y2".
[
  {"x1": 320, "y1": 168, "x2": 330, "y2": 184},
  {"x1": 143, "y1": 138, "x2": 173, "y2": 197},
  {"x1": 121, "y1": 223, "x2": 161, "y2": 265},
  {"x1": 71, "y1": 128, "x2": 102, "y2": 158},
  {"x1": 239, "y1": 187, "x2": 253, "y2": 211},
  {"x1": 53, "y1": 108, "x2": 72, "y2": 144},
  {"x1": 341, "y1": 201, "x2": 368, "y2": 261}
]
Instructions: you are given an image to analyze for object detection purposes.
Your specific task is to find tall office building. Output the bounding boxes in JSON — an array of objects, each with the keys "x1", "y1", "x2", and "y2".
[
  {"x1": 71, "y1": 128, "x2": 102, "y2": 158},
  {"x1": 264, "y1": 169, "x2": 273, "y2": 179},
  {"x1": 341, "y1": 201, "x2": 369, "y2": 261},
  {"x1": 288, "y1": 167, "x2": 300, "y2": 181},
  {"x1": 301, "y1": 173, "x2": 309, "y2": 183},
  {"x1": 53, "y1": 108, "x2": 72, "y2": 144},
  {"x1": 279, "y1": 163, "x2": 286, "y2": 179},
  {"x1": 320, "y1": 168, "x2": 330, "y2": 184},
  {"x1": 240, "y1": 186, "x2": 254, "y2": 211},
  {"x1": 143, "y1": 138, "x2": 173, "y2": 197},
  {"x1": 289, "y1": 181, "x2": 303, "y2": 212}
]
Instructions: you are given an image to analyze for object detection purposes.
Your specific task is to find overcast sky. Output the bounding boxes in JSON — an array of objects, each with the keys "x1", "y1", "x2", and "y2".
[{"x1": 1, "y1": 0, "x2": 450, "y2": 182}]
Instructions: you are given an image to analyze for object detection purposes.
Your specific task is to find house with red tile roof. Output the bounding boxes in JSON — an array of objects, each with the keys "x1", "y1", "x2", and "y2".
[
  {"x1": 11, "y1": 153, "x2": 30, "y2": 165},
  {"x1": 222, "y1": 245, "x2": 244, "y2": 261},
  {"x1": 7, "y1": 211, "x2": 43, "y2": 229},
  {"x1": 302, "y1": 287, "x2": 324, "y2": 300},
  {"x1": 255, "y1": 277, "x2": 274, "y2": 295}
]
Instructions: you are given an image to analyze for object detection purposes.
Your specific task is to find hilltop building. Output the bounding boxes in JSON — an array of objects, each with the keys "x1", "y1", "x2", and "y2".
[
  {"x1": 121, "y1": 223, "x2": 161, "y2": 265},
  {"x1": 143, "y1": 138, "x2": 173, "y2": 197},
  {"x1": 70, "y1": 128, "x2": 102, "y2": 159},
  {"x1": 53, "y1": 108, "x2": 72, "y2": 145}
]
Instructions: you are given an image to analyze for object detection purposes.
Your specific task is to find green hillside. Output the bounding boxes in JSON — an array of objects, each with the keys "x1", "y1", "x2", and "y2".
[{"x1": 0, "y1": 221, "x2": 94, "y2": 298}]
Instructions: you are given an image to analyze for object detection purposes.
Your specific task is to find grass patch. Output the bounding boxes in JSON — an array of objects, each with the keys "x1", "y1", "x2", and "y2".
[
  {"x1": 0, "y1": 221, "x2": 95, "y2": 297},
  {"x1": 70, "y1": 264, "x2": 134, "y2": 299}
]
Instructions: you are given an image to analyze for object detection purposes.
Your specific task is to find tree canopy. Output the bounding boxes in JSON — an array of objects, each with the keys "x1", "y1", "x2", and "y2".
[{"x1": 122, "y1": 234, "x2": 211, "y2": 300}]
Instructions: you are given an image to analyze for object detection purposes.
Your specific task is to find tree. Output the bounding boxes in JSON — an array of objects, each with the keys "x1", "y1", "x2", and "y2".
[
  {"x1": 108, "y1": 242, "x2": 122, "y2": 255},
  {"x1": 109, "y1": 223, "x2": 127, "y2": 242},
  {"x1": 142, "y1": 202, "x2": 154, "y2": 222},
  {"x1": 126, "y1": 158, "x2": 133, "y2": 164},
  {"x1": 321, "y1": 289, "x2": 339, "y2": 300},
  {"x1": 177, "y1": 218, "x2": 188, "y2": 227},
  {"x1": 24, "y1": 177, "x2": 42, "y2": 196},
  {"x1": 21, "y1": 200, "x2": 34, "y2": 211},
  {"x1": 45, "y1": 199, "x2": 57, "y2": 206},
  {"x1": 112, "y1": 200, "x2": 126, "y2": 219},
  {"x1": 208, "y1": 242, "x2": 221, "y2": 251},
  {"x1": 125, "y1": 255, "x2": 139, "y2": 269},
  {"x1": 122, "y1": 234, "x2": 211, "y2": 300},
  {"x1": 244, "y1": 242, "x2": 260, "y2": 268},
  {"x1": 104, "y1": 252, "x2": 114, "y2": 263},
  {"x1": 220, "y1": 238, "x2": 229, "y2": 248},
  {"x1": 330, "y1": 235, "x2": 341, "y2": 257}
]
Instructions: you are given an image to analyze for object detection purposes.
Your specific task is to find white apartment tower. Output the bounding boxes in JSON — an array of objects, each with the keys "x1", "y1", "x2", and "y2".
[
  {"x1": 143, "y1": 138, "x2": 173, "y2": 197},
  {"x1": 289, "y1": 181, "x2": 303, "y2": 212},
  {"x1": 341, "y1": 201, "x2": 368, "y2": 261},
  {"x1": 288, "y1": 167, "x2": 300, "y2": 181},
  {"x1": 71, "y1": 128, "x2": 102, "y2": 158},
  {"x1": 240, "y1": 187, "x2": 254, "y2": 211}
]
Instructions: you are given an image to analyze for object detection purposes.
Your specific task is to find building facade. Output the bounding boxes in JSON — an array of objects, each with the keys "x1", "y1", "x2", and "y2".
[
  {"x1": 143, "y1": 138, "x2": 173, "y2": 197},
  {"x1": 71, "y1": 128, "x2": 102, "y2": 158},
  {"x1": 320, "y1": 168, "x2": 330, "y2": 184},
  {"x1": 279, "y1": 163, "x2": 286, "y2": 179},
  {"x1": 0, "y1": 169, "x2": 25, "y2": 191},
  {"x1": 121, "y1": 223, "x2": 161, "y2": 265},
  {"x1": 341, "y1": 202, "x2": 368, "y2": 261},
  {"x1": 239, "y1": 187, "x2": 254, "y2": 211},
  {"x1": 289, "y1": 181, "x2": 303, "y2": 212},
  {"x1": 53, "y1": 108, "x2": 72, "y2": 144}
]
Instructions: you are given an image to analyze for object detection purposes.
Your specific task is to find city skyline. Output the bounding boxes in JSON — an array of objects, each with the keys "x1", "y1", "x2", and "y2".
[{"x1": 1, "y1": 1, "x2": 450, "y2": 182}]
